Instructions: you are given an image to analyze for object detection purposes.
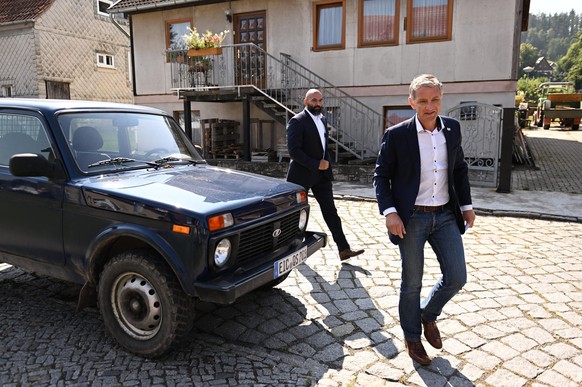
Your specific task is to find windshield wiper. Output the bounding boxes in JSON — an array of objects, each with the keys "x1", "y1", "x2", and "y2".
[
  {"x1": 148, "y1": 156, "x2": 181, "y2": 169},
  {"x1": 88, "y1": 157, "x2": 136, "y2": 168},
  {"x1": 148, "y1": 157, "x2": 206, "y2": 169}
]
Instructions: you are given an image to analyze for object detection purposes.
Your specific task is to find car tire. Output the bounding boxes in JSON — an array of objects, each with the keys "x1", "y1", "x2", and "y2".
[{"x1": 98, "y1": 250, "x2": 194, "y2": 357}]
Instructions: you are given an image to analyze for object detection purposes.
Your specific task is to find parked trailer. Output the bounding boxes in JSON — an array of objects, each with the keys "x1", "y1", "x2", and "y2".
[{"x1": 535, "y1": 82, "x2": 581, "y2": 130}]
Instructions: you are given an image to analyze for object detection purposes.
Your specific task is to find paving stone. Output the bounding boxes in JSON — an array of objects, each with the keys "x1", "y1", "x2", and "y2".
[{"x1": 2, "y1": 175, "x2": 582, "y2": 385}]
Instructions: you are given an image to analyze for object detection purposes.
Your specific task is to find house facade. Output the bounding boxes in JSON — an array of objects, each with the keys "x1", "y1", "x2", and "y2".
[
  {"x1": 109, "y1": 0, "x2": 530, "y2": 160},
  {"x1": 0, "y1": 0, "x2": 132, "y2": 102}
]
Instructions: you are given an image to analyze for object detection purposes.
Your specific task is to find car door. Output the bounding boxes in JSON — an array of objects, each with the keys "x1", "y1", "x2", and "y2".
[{"x1": 0, "y1": 111, "x2": 64, "y2": 265}]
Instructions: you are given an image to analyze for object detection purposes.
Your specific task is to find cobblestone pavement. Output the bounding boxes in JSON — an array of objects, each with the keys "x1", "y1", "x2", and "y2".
[
  {"x1": 1, "y1": 199, "x2": 581, "y2": 386},
  {"x1": 513, "y1": 127, "x2": 582, "y2": 194}
]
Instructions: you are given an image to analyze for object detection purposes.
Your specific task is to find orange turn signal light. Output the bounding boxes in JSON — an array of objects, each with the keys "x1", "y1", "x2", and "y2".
[
  {"x1": 297, "y1": 191, "x2": 307, "y2": 203},
  {"x1": 208, "y1": 213, "x2": 234, "y2": 232},
  {"x1": 172, "y1": 224, "x2": 191, "y2": 235}
]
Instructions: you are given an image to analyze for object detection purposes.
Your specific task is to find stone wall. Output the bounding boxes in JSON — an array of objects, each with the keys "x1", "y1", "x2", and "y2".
[{"x1": 206, "y1": 160, "x2": 375, "y2": 184}]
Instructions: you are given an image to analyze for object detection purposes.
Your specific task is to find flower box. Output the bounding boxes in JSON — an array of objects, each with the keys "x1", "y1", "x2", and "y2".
[{"x1": 188, "y1": 47, "x2": 223, "y2": 57}]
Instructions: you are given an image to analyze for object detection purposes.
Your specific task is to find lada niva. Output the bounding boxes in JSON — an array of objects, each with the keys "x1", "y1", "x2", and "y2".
[{"x1": 0, "y1": 99, "x2": 326, "y2": 357}]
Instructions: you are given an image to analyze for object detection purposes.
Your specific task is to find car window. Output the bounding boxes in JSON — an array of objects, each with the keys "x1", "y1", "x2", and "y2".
[
  {"x1": 0, "y1": 113, "x2": 53, "y2": 166},
  {"x1": 58, "y1": 112, "x2": 203, "y2": 172}
]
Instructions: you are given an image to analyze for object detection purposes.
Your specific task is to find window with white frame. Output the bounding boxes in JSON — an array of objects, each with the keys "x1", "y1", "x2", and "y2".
[
  {"x1": 97, "y1": 0, "x2": 113, "y2": 16},
  {"x1": 1, "y1": 85, "x2": 13, "y2": 97},
  {"x1": 97, "y1": 53, "x2": 115, "y2": 68}
]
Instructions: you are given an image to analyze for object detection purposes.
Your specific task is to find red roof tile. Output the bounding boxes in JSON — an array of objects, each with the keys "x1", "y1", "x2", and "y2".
[{"x1": 0, "y1": 0, "x2": 55, "y2": 24}]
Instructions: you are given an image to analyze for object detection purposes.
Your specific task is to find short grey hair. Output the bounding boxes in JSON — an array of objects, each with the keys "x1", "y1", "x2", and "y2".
[{"x1": 409, "y1": 74, "x2": 443, "y2": 99}]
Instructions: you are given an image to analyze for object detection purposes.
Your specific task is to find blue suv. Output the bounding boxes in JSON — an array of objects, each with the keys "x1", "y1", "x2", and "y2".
[{"x1": 0, "y1": 99, "x2": 326, "y2": 357}]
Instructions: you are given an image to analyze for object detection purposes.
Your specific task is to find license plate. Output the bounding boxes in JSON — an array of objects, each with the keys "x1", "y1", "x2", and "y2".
[{"x1": 273, "y1": 246, "x2": 308, "y2": 279}]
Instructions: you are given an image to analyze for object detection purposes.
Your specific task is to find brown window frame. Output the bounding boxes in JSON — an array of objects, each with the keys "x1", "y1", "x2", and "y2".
[
  {"x1": 406, "y1": 0, "x2": 453, "y2": 44},
  {"x1": 165, "y1": 18, "x2": 192, "y2": 51},
  {"x1": 313, "y1": 0, "x2": 346, "y2": 51},
  {"x1": 383, "y1": 105, "x2": 415, "y2": 130},
  {"x1": 358, "y1": 0, "x2": 400, "y2": 48}
]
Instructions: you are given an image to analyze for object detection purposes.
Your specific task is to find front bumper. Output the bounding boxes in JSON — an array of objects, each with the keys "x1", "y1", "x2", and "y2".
[{"x1": 193, "y1": 231, "x2": 326, "y2": 304}]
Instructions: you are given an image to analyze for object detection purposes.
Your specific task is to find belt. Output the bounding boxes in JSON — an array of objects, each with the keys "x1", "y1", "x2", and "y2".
[{"x1": 414, "y1": 204, "x2": 447, "y2": 212}]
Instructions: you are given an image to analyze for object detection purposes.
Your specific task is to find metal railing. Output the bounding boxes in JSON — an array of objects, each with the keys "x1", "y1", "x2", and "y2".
[{"x1": 167, "y1": 43, "x2": 382, "y2": 160}]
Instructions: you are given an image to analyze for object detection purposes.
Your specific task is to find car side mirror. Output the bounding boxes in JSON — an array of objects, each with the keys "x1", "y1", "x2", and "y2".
[{"x1": 9, "y1": 153, "x2": 56, "y2": 178}]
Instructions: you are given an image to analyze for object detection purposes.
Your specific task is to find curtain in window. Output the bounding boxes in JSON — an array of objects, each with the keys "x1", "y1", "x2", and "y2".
[
  {"x1": 410, "y1": 0, "x2": 448, "y2": 39},
  {"x1": 318, "y1": 5, "x2": 343, "y2": 46},
  {"x1": 362, "y1": 0, "x2": 396, "y2": 43}
]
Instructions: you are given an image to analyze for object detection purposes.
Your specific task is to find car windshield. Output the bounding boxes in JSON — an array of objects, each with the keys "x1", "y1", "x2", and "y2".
[{"x1": 58, "y1": 112, "x2": 205, "y2": 173}]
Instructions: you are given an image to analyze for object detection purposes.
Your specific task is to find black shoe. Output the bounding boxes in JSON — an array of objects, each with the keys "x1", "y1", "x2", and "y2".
[{"x1": 339, "y1": 248, "x2": 364, "y2": 261}]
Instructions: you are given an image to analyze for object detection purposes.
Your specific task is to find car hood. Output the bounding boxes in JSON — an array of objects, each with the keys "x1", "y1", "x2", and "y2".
[{"x1": 79, "y1": 164, "x2": 302, "y2": 217}]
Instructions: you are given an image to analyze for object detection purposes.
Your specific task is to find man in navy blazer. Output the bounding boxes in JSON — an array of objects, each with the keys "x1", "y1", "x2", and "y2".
[
  {"x1": 374, "y1": 74, "x2": 475, "y2": 366},
  {"x1": 287, "y1": 89, "x2": 364, "y2": 262}
]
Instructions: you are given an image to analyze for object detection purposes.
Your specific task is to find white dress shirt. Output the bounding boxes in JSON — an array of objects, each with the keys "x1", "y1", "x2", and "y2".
[
  {"x1": 383, "y1": 115, "x2": 468, "y2": 216},
  {"x1": 415, "y1": 115, "x2": 449, "y2": 207},
  {"x1": 305, "y1": 108, "x2": 326, "y2": 153}
]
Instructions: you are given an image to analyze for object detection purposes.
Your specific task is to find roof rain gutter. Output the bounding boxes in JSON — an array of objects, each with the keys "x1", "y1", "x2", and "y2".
[{"x1": 109, "y1": 0, "x2": 231, "y2": 14}]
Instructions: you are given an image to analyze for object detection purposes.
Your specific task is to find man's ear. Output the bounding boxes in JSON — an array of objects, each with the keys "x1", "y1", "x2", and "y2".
[{"x1": 408, "y1": 97, "x2": 415, "y2": 109}]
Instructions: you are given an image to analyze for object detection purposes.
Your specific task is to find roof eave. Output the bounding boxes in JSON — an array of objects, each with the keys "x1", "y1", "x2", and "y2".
[{"x1": 108, "y1": 0, "x2": 231, "y2": 15}]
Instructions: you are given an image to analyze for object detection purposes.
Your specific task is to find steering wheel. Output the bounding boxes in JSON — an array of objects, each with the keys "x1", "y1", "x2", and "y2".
[{"x1": 145, "y1": 148, "x2": 170, "y2": 158}]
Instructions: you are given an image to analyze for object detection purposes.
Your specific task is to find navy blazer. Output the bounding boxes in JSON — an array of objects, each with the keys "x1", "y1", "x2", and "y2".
[
  {"x1": 373, "y1": 116, "x2": 472, "y2": 245},
  {"x1": 286, "y1": 109, "x2": 333, "y2": 188}
]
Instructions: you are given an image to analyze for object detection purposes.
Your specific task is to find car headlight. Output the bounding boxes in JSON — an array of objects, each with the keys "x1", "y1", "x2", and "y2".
[
  {"x1": 214, "y1": 238, "x2": 231, "y2": 267},
  {"x1": 298, "y1": 209, "x2": 307, "y2": 231}
]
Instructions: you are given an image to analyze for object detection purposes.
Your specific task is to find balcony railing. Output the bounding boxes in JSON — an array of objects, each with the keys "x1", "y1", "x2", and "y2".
[{"x1": 167, "y1": 43, "x2": 381, "y2": 160}]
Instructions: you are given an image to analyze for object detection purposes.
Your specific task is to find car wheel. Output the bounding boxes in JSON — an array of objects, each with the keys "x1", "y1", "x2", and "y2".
[{"x1": 98, "y1": 250, "x2": 193, "y2": 357}]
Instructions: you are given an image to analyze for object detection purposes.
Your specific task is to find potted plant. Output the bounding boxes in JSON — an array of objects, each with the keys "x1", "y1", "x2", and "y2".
[{"x1": 183, "y1": 27, "x2": 229, "y2": 57}]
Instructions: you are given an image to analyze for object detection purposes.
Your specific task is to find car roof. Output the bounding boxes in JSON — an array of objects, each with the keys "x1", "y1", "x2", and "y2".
[{"x1": 0, "y1": 98, "x2": 169, "y2": 115}]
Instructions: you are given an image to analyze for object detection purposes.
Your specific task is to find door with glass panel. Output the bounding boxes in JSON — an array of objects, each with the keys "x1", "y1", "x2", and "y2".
[{"x1": 233, "y1": 11, "x2": 266, "y2": 89}]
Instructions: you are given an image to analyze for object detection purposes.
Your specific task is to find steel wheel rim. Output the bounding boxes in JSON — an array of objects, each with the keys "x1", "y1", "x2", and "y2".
[{"x1": 111, "y1": 272, "x2": 162, "y2": 340}]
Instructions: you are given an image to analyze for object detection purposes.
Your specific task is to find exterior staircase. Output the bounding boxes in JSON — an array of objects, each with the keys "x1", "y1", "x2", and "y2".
[{"x1": 169, "y1": 43, "x2": 382, "y2": 163}]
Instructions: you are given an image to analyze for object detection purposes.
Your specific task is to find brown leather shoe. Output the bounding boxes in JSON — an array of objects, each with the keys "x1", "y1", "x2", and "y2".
[
  {"x1": 422, "y1": 318, "x2": 443, "y2": 349},
  {"x1": 339, "y1": 248, "x2": 364, "y2": 261},
  {"x1": 405, "y1": 339, "x2": 431, "y2": 366}
]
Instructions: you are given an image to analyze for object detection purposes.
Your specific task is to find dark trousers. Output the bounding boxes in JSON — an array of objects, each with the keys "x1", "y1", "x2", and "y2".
[{"x1": 308, "y1": 175, "x2": 349, "y2": 252}]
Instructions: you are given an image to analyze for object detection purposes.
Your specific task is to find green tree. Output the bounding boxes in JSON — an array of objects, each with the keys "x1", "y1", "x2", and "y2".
[
  {"x1": 557, "y1": 30, "x2": 582, "y2": 90},
  {"x1": 517, "y1": 76, "x2": 549, "y2": 104}
]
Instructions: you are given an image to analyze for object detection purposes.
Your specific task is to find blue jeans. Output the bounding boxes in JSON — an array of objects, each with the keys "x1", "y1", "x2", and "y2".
[{"x1": 398, "y1": 207, "x2": 467, "y2": 341}]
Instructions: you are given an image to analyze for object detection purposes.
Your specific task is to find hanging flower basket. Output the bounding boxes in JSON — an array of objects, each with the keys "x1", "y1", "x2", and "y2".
[
  {"x1": 183, "y1": 27, "x2": 229, "y2": 57},
  {"x1": 187, "y1": 47, "x2": 223, "y2": 57}
]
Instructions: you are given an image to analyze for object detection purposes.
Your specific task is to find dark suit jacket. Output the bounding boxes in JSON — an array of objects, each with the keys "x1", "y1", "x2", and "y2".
[
  {"x1": 373, "y1": 116, "x2": 472, "y2": 245},
  {"x1": 286, "y1": 109, "x2": 333, "y2": 188}
]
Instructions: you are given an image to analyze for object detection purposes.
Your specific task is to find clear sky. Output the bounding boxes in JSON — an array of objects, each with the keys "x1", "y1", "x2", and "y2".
[{"x1": 530, "y1": 0, "x2": 582, "y2": 15}]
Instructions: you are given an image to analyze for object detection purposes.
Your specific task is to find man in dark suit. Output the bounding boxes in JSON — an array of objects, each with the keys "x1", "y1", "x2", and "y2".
[
  {"x1": 374, "y1": 74, "x2": 475, "y2": 366},
  {"x1": 286, "y1": 89, "x2": 364, "y2": 262}
]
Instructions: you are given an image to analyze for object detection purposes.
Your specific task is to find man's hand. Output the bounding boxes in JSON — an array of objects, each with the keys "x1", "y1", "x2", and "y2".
[
  {"x1": 318, "y1": 160, "x2": 330, "y2": 170},
  {"x1": 386, "y1": 212, "x2": 405, "y2": 239},
  {"x1": 463, "y1": 209, "x2": 476, "y2": 229}
]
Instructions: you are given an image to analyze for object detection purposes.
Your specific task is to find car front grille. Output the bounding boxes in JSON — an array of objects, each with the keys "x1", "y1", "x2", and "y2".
[{"x1": 236, "y1": 211, "x2": 301, "y2": 265}]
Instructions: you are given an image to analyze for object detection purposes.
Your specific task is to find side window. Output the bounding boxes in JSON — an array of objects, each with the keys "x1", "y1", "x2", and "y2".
[
  {"x1": 313, "y1": 0, "x2": 346, "y2": 51},
  {"x1": 0, "y1": 114, "x2": 52, "y2": 166},
  {"x1": 358, "y1": 0, "x2": 399, "y2": 47},
  {"x1": 406, "y1": 0, "x2": 453, "y2": 44},
  {"x1": 173, "y1": 110, "x2": 201, "y2": 145}
]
